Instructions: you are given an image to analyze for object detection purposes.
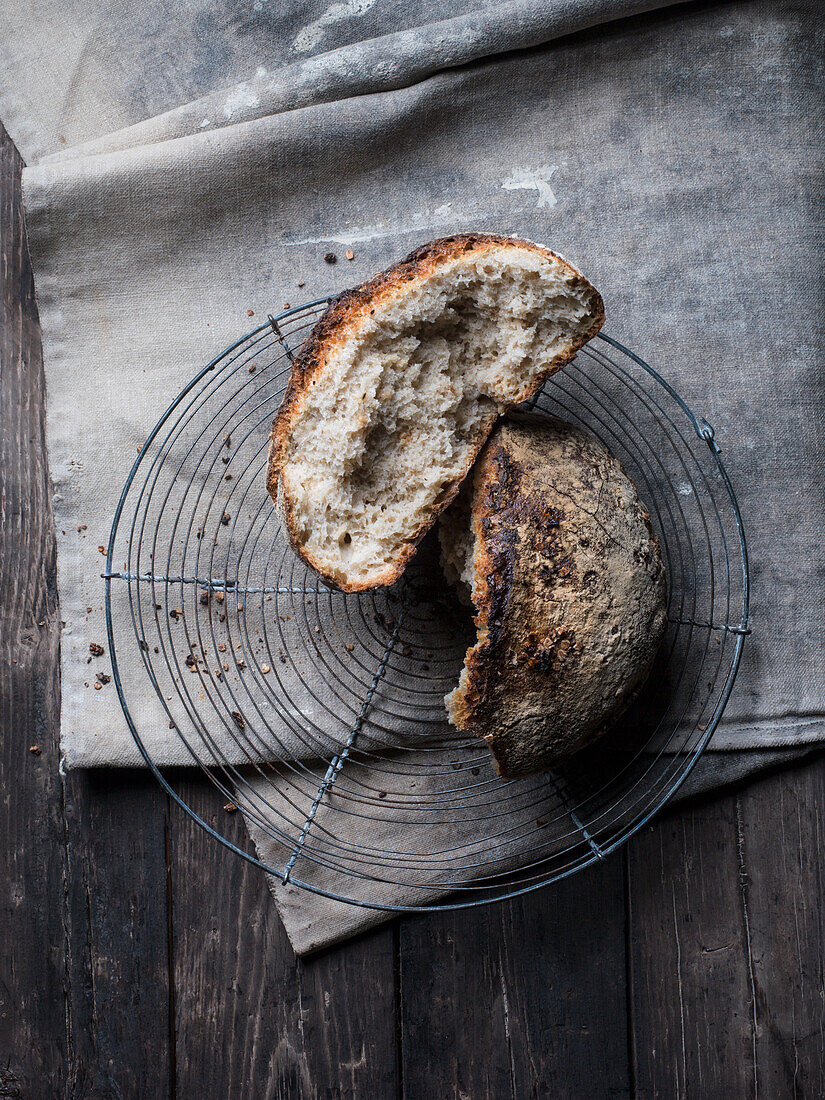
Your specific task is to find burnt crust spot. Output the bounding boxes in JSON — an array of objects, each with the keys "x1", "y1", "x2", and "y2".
[{"x1": 451, "y1": 415, "x2": 667, "y2": 778}]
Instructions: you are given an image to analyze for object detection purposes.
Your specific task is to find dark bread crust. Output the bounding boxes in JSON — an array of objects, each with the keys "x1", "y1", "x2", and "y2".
[
  {"x1": 268, "y1": 234, "x2": 605, "y2": 592},
  {"x1": 447, "y1": 415, "x2": 667, "y2": 778}
]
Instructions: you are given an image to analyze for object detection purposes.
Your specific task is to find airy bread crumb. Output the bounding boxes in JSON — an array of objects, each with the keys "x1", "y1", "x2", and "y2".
[{"x1": 269, "y1": 235, "x2": 604, "y2": 590}]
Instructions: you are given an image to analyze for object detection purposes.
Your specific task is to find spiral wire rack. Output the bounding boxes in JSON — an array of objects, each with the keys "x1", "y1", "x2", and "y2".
[{"x1": 104, "y1": 300, "x2": 749, "y2": 911}]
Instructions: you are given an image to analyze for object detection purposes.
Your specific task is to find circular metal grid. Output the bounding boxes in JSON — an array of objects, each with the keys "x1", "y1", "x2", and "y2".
[{"x1": 105, "y1": 300, "x2": 749, "y2": 911}]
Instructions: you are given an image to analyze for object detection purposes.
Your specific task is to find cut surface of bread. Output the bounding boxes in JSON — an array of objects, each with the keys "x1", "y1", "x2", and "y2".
[
  {"x1": 268, "y1": 234, "x2": 604, "y2": 591},
  {"x1": 440, "y1": 415, "x2": 667, "y2": 778}
]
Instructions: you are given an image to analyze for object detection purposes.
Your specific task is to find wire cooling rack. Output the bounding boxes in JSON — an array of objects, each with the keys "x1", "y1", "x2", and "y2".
[{"x1": 104, "y1": 299, "x2": 749, "y2": 911}]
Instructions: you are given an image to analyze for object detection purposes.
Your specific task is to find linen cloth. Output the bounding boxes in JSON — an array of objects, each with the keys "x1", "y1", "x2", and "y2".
[{"x1": 6, "y1": 0, "x2": 824, "y2": 950}]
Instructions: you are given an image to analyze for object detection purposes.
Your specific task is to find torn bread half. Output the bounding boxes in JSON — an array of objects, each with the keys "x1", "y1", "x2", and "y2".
[
  {"x1": 267, "y1": 234, "x2": 604, "y2": 591},
  {"x1": 440, "y1": 415, "x2": 667, "y2": 778}
]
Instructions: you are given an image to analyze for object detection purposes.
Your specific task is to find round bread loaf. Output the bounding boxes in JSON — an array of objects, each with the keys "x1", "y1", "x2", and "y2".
[
  {"x1": 440, "y1": 415, "x2": 667, "y2": 778},
  {"x1": 268, "y1": 235, "x2": 603, "y2": 592}
]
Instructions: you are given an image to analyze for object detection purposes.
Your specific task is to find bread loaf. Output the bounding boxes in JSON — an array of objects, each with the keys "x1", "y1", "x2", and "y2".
[
  {"x1": 440, "y1": 415, "x2": 667, "y2": 778},
  {"x1": 268, "y1": 235, "x2": 604, "y2": 591}
]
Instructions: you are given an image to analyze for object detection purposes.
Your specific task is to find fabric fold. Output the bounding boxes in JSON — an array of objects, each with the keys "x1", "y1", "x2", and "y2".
[{"x1": 42, "y1": 0, "x2": 688, "y2": 163}]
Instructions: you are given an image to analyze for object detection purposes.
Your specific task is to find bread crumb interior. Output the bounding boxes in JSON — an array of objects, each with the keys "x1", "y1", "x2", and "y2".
[{"x1": 282, "y1": 245, "x2": 597, "y2": 586}]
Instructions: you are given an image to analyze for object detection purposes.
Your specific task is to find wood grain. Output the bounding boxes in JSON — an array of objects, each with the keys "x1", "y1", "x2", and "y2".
[
  {"x1": 0, "y1": 115, "x2": 66, "y2": 1100},
  {"x1": 61, "y1": 770, "x2": 172, "y2": 1098},
  {"x1": 169, "y1": 775, "x2": 398, "y2": 1099},
  {"x1": 399, "y1": 856, "x2": 631, "y2": 1099},
  {"x1": 737, "y1": 760, "x2": 825, "y2": 1097},
  {"x1": 627, "y1": 796, "x2": 755, "y2": 1096},
  {"x1": 627, "y1": 760, "x2": 825, "y2": 1099}
]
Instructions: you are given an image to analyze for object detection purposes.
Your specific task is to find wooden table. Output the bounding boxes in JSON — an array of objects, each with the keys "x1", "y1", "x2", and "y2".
[{"x1": 2, "y1": 119, "x2": 824, "y2": 1099}]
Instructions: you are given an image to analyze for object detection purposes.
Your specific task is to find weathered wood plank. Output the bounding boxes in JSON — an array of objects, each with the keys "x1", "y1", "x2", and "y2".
[
  {"x1": 61, "y1": 769, "x2": 172, "y2": 1098},
  {"x1": 627, "y1": 794, "x2": 758, "y2": 1097},
  {"x1": 628, "y1": 759, "x2": 825, "y2": 1099},
  {"x1": 0, "y1": 118, "x2": 67, "y2": 1099},
  {"x1": 169, "y1": 775, "x2": 398, "y2": 1099},
  {"x1": 737, "y1": 758, "x2": 825, "y2": 1097},
  {"x1": 399, "y1": 858, "x2": 630, "y2": 1099}
]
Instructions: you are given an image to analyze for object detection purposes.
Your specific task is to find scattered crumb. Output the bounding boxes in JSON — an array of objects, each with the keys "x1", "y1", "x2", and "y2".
[
  {"x1": 231, "y1": 711, "x2": 245, "y2": 729},
  {"x1": 247, "y1": 309, "x2": 254, "y2": 317},
  {"x1": 260, "y1": 664, "x2": 271, "y2": 674},
  {"x1": 96, "y1": 672, "x2": 111, "y2": 685},
  {"x1": 221, "y1": 513, "x2": 231, "y2": 526},
  {"x1": 248, "y1": 364, "x2": 256, "y2": 373},
  {"x1": 93, "y1": 682, "x2": 102, "y2": 690},
  {"x1": 215, "y1": 592, "x2": 225, "y2": 604},
  {"x1": 224, "y1": 802, "x2": 238, "y2": 813},
  {"x1": 377, "y1": 790, "x2": 387, "y2": 799},
  {"x1": 345, "y1": 249, "x2": 354, "y2": 261},
  {"x1": 297, "y1": 280, "x2": 305, "y2": 288},
  {"x1": 77, "y1": 524, "x2": 87, "y2": 532},
  {"x1": 29, "y1": 745, "x2": 42, "y2": 755},
  {"x1": 89, "y1": 642, "x2": 104, "y2": 656},
  {"x1": 324, "y1": 252, "x2": 337, "y2": 264},
  {"x1": 169, "y1": 720, "x2": 176, "y2": 729},
  {"x1": 283, "y1": 302, "x2": 290, "y2": 308},
  {"x1": 98, "y1": 545, "x2": 105, "y2": 554}
]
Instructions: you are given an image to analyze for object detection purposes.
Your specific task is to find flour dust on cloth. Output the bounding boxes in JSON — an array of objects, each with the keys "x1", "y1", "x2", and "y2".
[{"x1": 9, "y1": 0, "x2": 824, "y2": 950}]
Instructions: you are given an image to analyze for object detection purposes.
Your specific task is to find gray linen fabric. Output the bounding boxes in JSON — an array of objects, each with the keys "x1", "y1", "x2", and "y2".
[
  {"x1": 0, "y1": 0, "x2": 684, "y2": 163},
  {"x1": 7, "y1": 0, "x2": 824, "y2": 950}
]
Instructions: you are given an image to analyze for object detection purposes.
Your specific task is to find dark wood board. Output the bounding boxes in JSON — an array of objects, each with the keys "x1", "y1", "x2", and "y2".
[
  {"x1": 627, "y1": 759, "x2": 825, "y2": 1099},
  {"x1": 0, "y1": 115, "x2": 66, "y2": 1100},
  {"x1": 1, "y1": 115, "x2": 824, "y2": 1099},
  {"x1": 399, "y1": 857, "x2": 631, "y2": 1100},
  {"x1": 169, "y1": 774, "x2": 398, "y2": 1100},
  {"x1": 60, "y1": 770, "x2": 172, "y2": 1099}
]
